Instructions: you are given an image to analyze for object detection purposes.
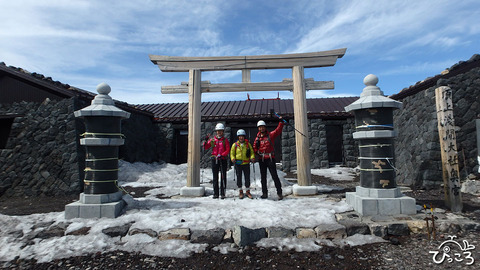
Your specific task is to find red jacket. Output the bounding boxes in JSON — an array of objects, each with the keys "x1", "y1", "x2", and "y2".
[
  {"x1": 204, "y1": 136, "x2": 230, "y2": 158},
  {"x1": 253, "y1": 122, "x2": 284, "y2": 158}
]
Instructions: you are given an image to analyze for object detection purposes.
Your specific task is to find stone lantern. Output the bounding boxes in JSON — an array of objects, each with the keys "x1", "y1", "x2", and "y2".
[
  {"x1": 345, "y1": 74, "x2": 416, "y2": 216},
  {"x1": 65, "y1": 83, "x2": 130, "y2": 219}
]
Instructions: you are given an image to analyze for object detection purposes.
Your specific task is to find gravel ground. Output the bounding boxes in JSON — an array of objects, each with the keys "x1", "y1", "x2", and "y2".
[{"x1": 1, "y1": 173, "x2": 479, "y2": 269}]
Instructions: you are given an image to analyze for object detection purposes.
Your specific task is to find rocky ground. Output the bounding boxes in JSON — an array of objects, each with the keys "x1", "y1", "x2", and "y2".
[{"x1": 1, "y1": 172, "x2": 480, "y2": 269}]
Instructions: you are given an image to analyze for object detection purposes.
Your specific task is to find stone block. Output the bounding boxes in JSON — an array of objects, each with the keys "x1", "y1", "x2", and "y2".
[
  {"x1": 378, "y1": 199, "x2": 401, "y2": 216},
  {"x1": 64, "y1": 200, "x2": 125, "y2": 219},
  {"x1": 223, "y1": 228, "x2": 233, "y2": 243},
  {"x1": 399, "y1": 196, "x2": 417, "y2": 215},
  {"x1": 232, "y1": 226, "x2": 266, "y2": 247},
  {"x1": 292, "y1": 185, "x2": 317, "y2": 196},
  {"x1": 180, "y1": 186, "x2": 205, "y2": 197},
  {"x1": 369, "y1": 188, "x2": 401, "y2": 198},
  {"x1": 295, "y1": 227, "x2": 316, "y2": 239},
  {"x1": 266, "y1": 227, "x2": 294, "y2": 238},
  {"x1": 387, "y1": 223, "x2": 410, "y2": 236},
  {"x1": 190, "y1": 228, "x2": 225, "y2": 244},
  {"x1": 355, "y1": 186, "x2": 370, "y2": 197},
  {"x1": 369, "y1": 223, "x2": 387, "y2": 238},
  {"x1": 80, "y1": 191, "x2": 123, "y2": 204},
  {"x1": 406, "y1": 220, "x2": 426, "y2": 234},
  {"x1": 355, "y1": 196, "x2": 378, "y2": 216},
  {"x1": 345, "y1": 192, "x2": 356, "y2": 206},
  {"x1": 102, "y1": 223, "x2": 132, "y2": 238},
  {"x1": 314, "y1": 223, "x2": 347, "y2": 240},
  {"x1": 158, "y1": 228, "x2": 190, "y2": 241},
  {"x1": 128, "y1": 228, "x2": 158, "y2": 238},
  {"x1": 337, "y1": 220, "x2": 370, "y2": 236}
]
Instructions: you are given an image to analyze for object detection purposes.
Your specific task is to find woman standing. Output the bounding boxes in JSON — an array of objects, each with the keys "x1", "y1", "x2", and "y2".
[{"x1": 204, "y1": 123, "x2": 230, "y2": 199}]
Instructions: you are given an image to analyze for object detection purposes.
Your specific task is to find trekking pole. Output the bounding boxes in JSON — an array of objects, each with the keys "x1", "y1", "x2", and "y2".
[
  {"x1": 270, "y1": 109, "x2": 307, "y2": 137},
  {"x1": 252, "y1": 161, "x2": 257, "y2": 198},
  {"x1": 201, "y1": 140, "x2": 204, "y2": 184}
]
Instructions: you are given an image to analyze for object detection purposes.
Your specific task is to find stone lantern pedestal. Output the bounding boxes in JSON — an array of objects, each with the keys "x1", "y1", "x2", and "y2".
[
  {"x1": 345, "y1": 75, "x2": 416, "y2": 216},
  {"x1": 65, "y1": 83, "x2": 130, "y2": 219}
]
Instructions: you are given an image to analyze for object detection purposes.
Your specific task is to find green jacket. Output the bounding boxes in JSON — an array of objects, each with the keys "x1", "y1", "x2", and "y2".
[{"x1": 230, "y1": 139, "x2": 255, "y2": 165}]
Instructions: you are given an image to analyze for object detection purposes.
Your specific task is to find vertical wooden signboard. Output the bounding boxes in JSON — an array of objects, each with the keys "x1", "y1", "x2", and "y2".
[{"x1": 435, "y1": 86, "x2": 463, "y2": 212}]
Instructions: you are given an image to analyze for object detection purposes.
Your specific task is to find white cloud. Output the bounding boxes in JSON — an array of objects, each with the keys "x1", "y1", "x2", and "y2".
[
  {"x1": 291, "y1": 0, "x2": 480, "y2": 55},
  {"x1": 0, "y1": 0, "x2": 479, "y2": 104}
]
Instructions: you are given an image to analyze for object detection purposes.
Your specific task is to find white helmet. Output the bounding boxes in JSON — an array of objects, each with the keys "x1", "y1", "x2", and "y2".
[
  {"x1": 215, "y1": 123, "x2": 225, "y2": 131},
  {"x1": 237, "y1": 129, "x2": 246, "y2": 136},
  {"x1": 257, "y1": 120, "x2": 266, "y2": 127}
]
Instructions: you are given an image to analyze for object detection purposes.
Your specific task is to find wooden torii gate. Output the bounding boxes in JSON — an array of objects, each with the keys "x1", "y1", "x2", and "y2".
[{"x1": 149, "y1": 48, "x2": 346, "y2": 196}]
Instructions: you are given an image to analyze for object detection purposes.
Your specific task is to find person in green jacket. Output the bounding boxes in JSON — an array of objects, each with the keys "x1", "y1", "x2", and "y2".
[{"x1": 230, "y1": 129, "x2": 255, "y2": 199}]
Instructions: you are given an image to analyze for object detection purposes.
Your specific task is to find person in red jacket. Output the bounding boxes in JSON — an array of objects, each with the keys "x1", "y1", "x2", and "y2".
[
  {"x1": 204, "y1": 123, "x2": 230, "y2": 199},
  {"x1": 253, "y1": 119, "x2": 285, "y2": 200}
]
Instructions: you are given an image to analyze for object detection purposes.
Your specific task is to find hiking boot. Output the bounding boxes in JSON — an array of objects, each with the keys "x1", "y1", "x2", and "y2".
[
  {"x1": 261, "y1": 194, "x2": 268, "y2": 199},
  {"x1": 213, "y1": 195, "x2": 219, "y2": 199},
  {"x1": 246, "y1": 190, "x2": 253, "y2": 199},
  {"x1": 239, "y1": 190, "x2": 244, "y2": 199},
  {"x1": 278, "y1": 194, "x2": 283, "y2": 200},
  {"x1": 221, "y1": 195, "x2": 226, "y2": 199}
]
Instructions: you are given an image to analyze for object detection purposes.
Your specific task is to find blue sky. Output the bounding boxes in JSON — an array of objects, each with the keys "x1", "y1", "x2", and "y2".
[{"x1": 0, "y1": 0, "x2": 479, "y2": 104}]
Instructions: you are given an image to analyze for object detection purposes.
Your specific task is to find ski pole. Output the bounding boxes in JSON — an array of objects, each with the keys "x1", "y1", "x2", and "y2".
[{"x1": 270, "y1": 109, "x2": 307, "y2": 137}]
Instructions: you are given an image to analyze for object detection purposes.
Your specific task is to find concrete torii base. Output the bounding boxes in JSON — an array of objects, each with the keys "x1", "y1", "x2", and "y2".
[
  {"x1": 346, "y1": 186, "x2": 416, "y2": 216},
  {"x1": 292, "y1": 184, "x2": 318, "y2": 196},
  {"x1": 180, "y1": 186, "x2": 205, "y2": 197},
  {"x1": 65, "y1": 191, "x2": 125, "y2": 219}
]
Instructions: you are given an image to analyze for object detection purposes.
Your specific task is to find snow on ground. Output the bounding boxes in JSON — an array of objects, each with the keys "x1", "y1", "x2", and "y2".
[
  {"x1": 0, "y1": 162, "x2": 385, "y2": 263},
  {"x1": 310, "y1": 166, "x2": 358, "y2": 181}
]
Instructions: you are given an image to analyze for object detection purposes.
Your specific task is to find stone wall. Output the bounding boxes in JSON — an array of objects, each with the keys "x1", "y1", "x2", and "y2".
[
  {"x1": 281, "y1": 118, "x2": 357, "y2": 172},
  {"x1": 394, "y1": 57, "x2": 480, "y2": 188},
  {"x1": 121, "y1": 112, "x2": 164, "y2": 163},
  {"x1": 0, "y1": 97, "x2": 163, "y2": 197},
  {"x1": 0, "y1": 98, "x2": 81, "y2": 197}
]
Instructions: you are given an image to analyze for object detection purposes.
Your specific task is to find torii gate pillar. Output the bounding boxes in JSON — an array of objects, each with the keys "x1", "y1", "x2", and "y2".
[
  {"x1": 292, "y1": 66, "x2": 315, "y2": 195},
  {"x1": 180, "y1": 69, "x2": 205, "y2": 196}
]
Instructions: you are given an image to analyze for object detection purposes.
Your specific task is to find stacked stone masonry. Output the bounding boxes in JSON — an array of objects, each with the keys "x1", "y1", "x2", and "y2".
[
  {"x1": 0, "y1": 97, "x2": 164, "y2": 197},
  {"x1": 394, "y1": 55, "x2": 480, "y2": 188}
]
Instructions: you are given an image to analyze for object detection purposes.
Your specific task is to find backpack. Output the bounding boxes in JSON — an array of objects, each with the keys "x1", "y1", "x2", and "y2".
[
  {"x1": 211, "y1": 136, "x2": 226, "y2": 151},
  {"x1": 235, "y1": 141, "x2": 251, "y2": 157}
]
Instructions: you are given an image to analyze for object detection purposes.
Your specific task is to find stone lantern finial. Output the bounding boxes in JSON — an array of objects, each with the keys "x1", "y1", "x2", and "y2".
[
  {"x1": 361, "y1": 74, "x2": 384, "y2": 97},
  {"x1": 96, "y1": 82, "x2": 111, "y2": 95}
]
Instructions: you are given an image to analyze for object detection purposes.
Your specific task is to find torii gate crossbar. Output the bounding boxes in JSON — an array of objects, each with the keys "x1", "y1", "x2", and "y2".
[{"x1": 150, "y1": 48, "x2": 346, "y2": 195}]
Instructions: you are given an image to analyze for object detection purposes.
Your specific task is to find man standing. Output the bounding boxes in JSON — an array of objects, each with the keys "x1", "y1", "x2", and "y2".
[
  {"x1": 253, "y1": 119, "x2": 284, "y2": 200},
  {"x1": 204, "y1": 123, "x2": 230, "y2": 199},
  {"x1": 230, "y1": 129, "x2": 255, "y2": 199}
]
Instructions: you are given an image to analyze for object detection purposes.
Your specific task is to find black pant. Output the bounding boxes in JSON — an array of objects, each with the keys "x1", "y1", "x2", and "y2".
[
  {"x1": 212, "y1": 158, "x2": 227, "y2": 196},
  {"x1": 258, "y1": 158, "x2": 282, "y2": 196},
  {"x1": 235, "y1": 163, "x2": 250, "y2": 188}
]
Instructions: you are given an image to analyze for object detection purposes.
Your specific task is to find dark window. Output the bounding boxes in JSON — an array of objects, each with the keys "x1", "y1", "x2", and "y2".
[{"x1": 0, "y1": 117, "x2": 15, "y2": 149}]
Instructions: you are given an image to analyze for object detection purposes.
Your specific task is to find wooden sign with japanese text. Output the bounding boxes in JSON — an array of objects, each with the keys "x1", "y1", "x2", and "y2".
[{"x1": 435, "y1": 86, "x2": 463, "y2": 212}]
